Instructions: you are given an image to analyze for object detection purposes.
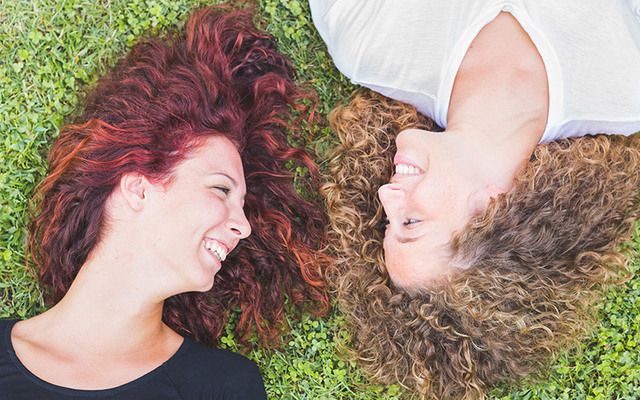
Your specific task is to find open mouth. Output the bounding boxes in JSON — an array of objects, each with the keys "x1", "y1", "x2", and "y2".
[
  {"x1": 394, "y1": 163, "x2": 422, "y2": 175},
  {"x1": 202, "y1": 239, "x2": 228, "y2": 262}
]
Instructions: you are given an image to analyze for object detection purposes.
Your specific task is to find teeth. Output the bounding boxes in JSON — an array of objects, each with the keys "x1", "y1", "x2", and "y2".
[
  {"x1": 395, "y1": 163, "x2": 421, "y2": 175},
  {"x1": 203, "y1": 240, "x2": 227, "y2": 262}
]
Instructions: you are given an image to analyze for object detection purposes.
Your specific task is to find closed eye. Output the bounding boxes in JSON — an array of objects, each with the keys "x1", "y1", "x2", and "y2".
[{"x1": 213, "y1": 186, "x2": 230, "y2": 195}]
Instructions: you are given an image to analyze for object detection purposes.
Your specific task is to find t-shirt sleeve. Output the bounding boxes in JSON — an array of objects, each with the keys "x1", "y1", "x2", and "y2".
[
  {"x1": 626, "y1": 0, "x2": 640, "y2": 15},
  {"x1": 226, "y1": 361, "x2": 267, "y2": 400},
  {"x1": 196, "y1": 356, "x2": 267, "y2": 400},
  {"x1": 168, "y1": 343, "x2": 267, "y2": 400}
]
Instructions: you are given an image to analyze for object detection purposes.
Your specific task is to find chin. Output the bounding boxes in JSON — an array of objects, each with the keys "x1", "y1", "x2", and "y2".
[
  {"x1": 184, "y1": 264, "x2": 218, "y2": 293},
  {"x1": 197, "y1": 279, "x2": 216, "y2": 292},
  {"x1": 196, "y1": 268, "x2": 219, "y2": 292},
  {"x1": 190, "y1": 253, "x2": 221, "y2": 291}
]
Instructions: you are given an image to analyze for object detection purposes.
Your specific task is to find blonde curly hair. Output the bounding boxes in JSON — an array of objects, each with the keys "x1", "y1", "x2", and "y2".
[{"x1": 322, "y1": 90, "x2": 640, "y2": 399}]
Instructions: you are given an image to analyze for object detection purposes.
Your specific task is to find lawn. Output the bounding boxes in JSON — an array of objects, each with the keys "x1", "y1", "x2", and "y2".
[{"x1": 1, "y1": 1, "x2": 639, "y2": 399}]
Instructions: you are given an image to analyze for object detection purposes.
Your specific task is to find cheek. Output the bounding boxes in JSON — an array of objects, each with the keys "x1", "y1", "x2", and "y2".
[
  {"x1": 409, "y1": 179, "x2": 443, "y2": 217},
  {"x1": 201, "y1": 198, "x2": 229, "y2": 226},
  {"x1": 419, "y1": 169, "x2": 465, "y2": 212}
]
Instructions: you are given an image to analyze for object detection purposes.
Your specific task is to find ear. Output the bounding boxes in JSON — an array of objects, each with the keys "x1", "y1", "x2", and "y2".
[
  {"x1": 485, "y1": 183, "x2": 507, "y2": 200},
  {"x1": 119, "y1": 172, "x2": 150, "y2": 211},
  {"x1": 468, "y1": 183, "x2": 506, "y2": 214}
]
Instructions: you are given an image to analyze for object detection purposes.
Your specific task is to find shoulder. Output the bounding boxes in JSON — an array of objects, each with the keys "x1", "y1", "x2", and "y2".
[
  {"x1": 0, "y1": 319, "x2": 18, "y2": 345},
  {"x1": 166, "y1": 339, "x2": 266, "y2": 400}
]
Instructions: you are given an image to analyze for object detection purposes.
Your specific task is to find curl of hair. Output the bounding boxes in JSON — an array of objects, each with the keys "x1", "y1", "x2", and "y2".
[
  {"x1": 27, "y1": 5, "x2": 329, "y2": 348},
  {"x1": 323, "y1": 90, "x2": 640, "y2": 399}
]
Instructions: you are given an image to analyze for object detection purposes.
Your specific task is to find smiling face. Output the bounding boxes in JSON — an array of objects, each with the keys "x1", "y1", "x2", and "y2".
[
  {"x1": 378, "y1": 129, "x2": 489, "y2": 288},
  {"x1": 142, "y1": 135, "x2": 251, "y2": 294}
]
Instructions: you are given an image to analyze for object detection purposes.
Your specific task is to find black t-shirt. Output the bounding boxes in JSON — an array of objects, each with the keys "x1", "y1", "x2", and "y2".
[{"x1": 0, "y1": 319, "x2": 267, "y2": 400}]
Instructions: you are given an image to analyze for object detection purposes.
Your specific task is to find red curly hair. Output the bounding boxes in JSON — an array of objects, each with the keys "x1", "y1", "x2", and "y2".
[{"x1": 27, "y1": 5, "x2": 329, "y2": 347}]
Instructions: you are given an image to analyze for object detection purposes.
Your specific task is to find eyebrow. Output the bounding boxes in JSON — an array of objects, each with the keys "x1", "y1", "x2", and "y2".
[
  {"x1": 397, "y1": 236, "x2": 420, "y2": 244},
  {"x1": 209, "y1": 172, "x2": 247, "y2": 201},
  {"x1": 209, "y1": 172, "x2": 238, "y2": 187}
]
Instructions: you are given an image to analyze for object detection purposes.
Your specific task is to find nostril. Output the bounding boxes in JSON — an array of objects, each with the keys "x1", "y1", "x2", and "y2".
[
  {"x1": 378, "y1": 184, "x2": 405, "y2": 204},
  {"x1": 380, "y1": 183, "x2": 402, "y2": 191}
]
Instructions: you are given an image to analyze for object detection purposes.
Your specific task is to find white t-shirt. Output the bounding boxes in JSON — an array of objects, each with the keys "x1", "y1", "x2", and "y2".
[{"x1": 310, "y1": 0, "x2": 640, "y2": 143}]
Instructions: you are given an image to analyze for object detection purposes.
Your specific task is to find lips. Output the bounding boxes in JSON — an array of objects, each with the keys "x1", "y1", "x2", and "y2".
[{"x1": 393, "y1": 154, "x2": 423, "y2": 175}]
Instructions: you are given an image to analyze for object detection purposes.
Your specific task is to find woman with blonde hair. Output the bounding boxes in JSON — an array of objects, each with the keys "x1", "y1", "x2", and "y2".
[{"x1": 313, "y1": 1, "x2": 640, "y2": 398}]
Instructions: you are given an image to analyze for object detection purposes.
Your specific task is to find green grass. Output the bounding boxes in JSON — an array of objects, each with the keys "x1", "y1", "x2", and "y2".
[{"x1": 1, "y1": 1, "x2": 638, "y2": 398}]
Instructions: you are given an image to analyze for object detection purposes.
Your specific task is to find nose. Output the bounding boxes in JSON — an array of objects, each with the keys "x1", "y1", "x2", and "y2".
[
  {"x1": 228, "y1": 206, "x2": 252, "y2": 239},
  {"x1": 378, "y1": 183, "x2": 405, "y2": 205},
  {"x1": 378, "y1": 183, "x2": 406, "y2": 229}
]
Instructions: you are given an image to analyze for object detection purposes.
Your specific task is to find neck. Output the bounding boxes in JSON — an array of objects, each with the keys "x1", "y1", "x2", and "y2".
[
  {"x1": 446, "y1": 64, "x2": 547, "y2": 169},
  {"x1": 444, "y1": 119, "x2": 542, "y2": 195},
  {"x1": 444, "y1": 12, "x2": 550, "y2": 194},
  {"x1": 28, "y1": 234, "x2": 177, "y2": 356}
]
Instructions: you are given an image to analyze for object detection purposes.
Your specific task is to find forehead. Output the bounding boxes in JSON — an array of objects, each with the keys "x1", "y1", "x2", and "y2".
[
  {"x1": 177, "y1": 136, "x2": 244, "y2": 178},
  {"x1": 383, "y1": 234, "x2": 452, "y2": 288},
  {"x1": 191, "y1": 135, "x2": 240, "y2": 163}
]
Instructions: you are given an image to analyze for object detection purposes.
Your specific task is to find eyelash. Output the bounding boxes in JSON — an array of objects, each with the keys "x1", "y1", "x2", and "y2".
[
  {"x1": 381, "y1": 218, "x2": 420, "y2": 227},
  {"x1": 213, "y1": 186, "x2": 230, "y2": 195}
]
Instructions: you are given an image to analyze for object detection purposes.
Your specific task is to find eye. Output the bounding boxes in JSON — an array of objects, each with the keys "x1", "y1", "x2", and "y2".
[
  {"x1": 403, "y1": 218, "x2": 421, "y2": 226},
  {"x1": 213, "y1": 186, "x2": 230, "y2": 195}
]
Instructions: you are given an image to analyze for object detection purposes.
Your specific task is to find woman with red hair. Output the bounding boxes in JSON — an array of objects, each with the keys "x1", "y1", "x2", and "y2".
[{"x1": 0, "y1": 5, "x2": 328, "y2": 399}]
